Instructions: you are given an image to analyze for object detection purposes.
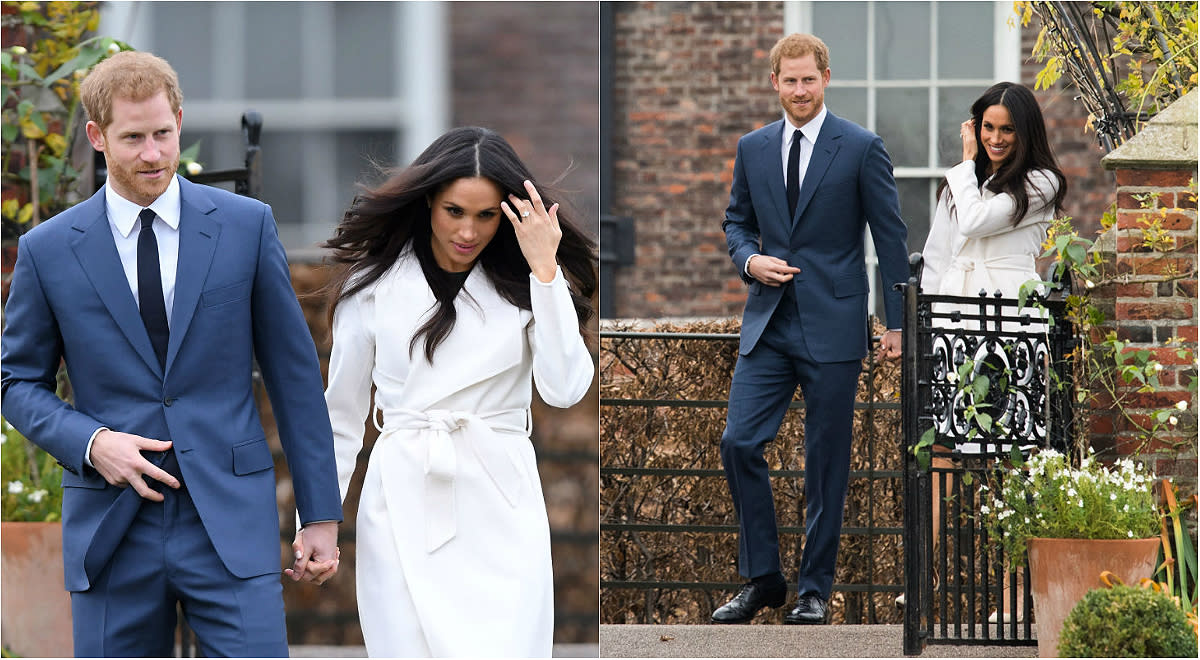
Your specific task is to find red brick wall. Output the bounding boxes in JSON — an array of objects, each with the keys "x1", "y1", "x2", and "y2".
[
  {"x1": 609, "y1": 1, "x2": 785, "y2": 318},
  {"x1": 1087, "y1": 166, "x2": 1197, "y2": 487}
]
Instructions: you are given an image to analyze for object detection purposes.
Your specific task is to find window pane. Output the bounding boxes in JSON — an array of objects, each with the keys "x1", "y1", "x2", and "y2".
[
  {"x1": 245, "y1": 2, "x2": 303, "y2": 100},
  {"x1": 813, "y1": 2, "x2": 868, "y2": 80},
  {"x1": 937, "y1": 87, "x2": 982, "y2": 167},
  {"x1": 876, "y1": 2, "x2": 930, "y2": 80},
  {"x1": 825, "y1": 87, "x2": 867, "y2": 128},
  {"x1": 938, "y1": 2, "x2": 994, "y2": 79},
  {"x1": 876, "y1": 88, "x2": 928, "y2": 168},
  {"x1": 259, "y1": 131, "x2": 306, "y2": 230},
  {"x1": 152, "y1": 2, "x2": 213, "y2": 99},
  {"x1": 334, "y1": 3, "x2": 396, "y2": 99},
  {"x1": 897, "y1": 177, "x2": 934, "y2": 254}
]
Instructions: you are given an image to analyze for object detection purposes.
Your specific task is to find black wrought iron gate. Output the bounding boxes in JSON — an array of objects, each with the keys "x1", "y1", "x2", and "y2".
[{"x1": 900, "y1": 254, "x2": 1076, "y2": 654}]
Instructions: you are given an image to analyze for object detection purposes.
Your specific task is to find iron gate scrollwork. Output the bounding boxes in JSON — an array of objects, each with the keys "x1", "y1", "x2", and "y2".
[{"x1": 901, "y1": 253, "x2": 1076, "y2": 654}]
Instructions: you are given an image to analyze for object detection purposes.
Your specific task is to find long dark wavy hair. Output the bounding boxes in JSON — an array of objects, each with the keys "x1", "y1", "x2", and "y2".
[
  {"x1": 939, "y1": 82, "x2": 1067, "y2": 225},
  {"x1": 321, "y1": 126, "x2": 597, "y2": 363}
]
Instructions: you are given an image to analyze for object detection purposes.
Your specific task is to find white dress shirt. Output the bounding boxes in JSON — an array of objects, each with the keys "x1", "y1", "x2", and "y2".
[{"x1": 105, "y1": 176, "x2": 182, "y2": 325}]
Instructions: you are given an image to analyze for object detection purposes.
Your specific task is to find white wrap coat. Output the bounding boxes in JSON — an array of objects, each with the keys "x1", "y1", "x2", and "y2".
[
  {"x1": 921, "y1": 161, "x2": 1059, "y2": 299},
  {"x1": 324, "y1": 249, "x2": 594, "y2": 657}
]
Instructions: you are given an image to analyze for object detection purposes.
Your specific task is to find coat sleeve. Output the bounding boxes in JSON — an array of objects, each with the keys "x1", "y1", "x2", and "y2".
[
  {"x1": 323, "y1": 285, "x2": 376, "y2": 504},
  {"x1": 722, "y1": 137, "x2": 761, "y2": 283},
  {"x1": 859, "y1": 135, "x2": 910, "y2": 329},
  {"x1": 249, "y1": 205, "x2": 343, "y2": 526},
  {"x1": 0, "y1": 234, "x2": 103, "y2": 475},
  {"x1": 946, "y1": 163, "x2": 1059, "y2": 238},
  {"x1": 526, "y1": 268, "x2": 594, "y2": 408}
]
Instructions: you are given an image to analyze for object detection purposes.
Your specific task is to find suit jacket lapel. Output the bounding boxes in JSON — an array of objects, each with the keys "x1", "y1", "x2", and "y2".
[
  {"x1": 68, "y1": 191, "x2": 164, "y2": 377},
  {"x1": 793, "y1": 114, "x2": 843, "y2": 225},
  {"x1": 167, "y1": 178, "x2": 220, "y2": 373},
  {"x1": 760, "y1": 121, "x2": 790, "y2": 228}
]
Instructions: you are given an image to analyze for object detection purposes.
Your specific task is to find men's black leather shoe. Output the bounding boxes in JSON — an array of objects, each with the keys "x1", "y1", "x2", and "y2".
[
  {"x1": 711, "y1": 581, "x2": 787, "y2": 624},
  {"x1": 784, "y1": 594, "x2": 830, "y2": 625}
]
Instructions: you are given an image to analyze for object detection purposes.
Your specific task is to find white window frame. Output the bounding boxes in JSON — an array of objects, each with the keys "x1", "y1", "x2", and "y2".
[
  {"x1": 99, "y1": 1, "x2": 449, "y2": 258},
  {"x1": 788, "y1": 0, "x2": 1020, "y2": 317}
]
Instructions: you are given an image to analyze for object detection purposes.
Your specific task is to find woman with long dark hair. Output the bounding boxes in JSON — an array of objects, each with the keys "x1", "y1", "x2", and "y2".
[
  {"x1": 914, "y1": 82, "x2": 1066, "y2": 622},
  {"x1": 921, "y1": 81, "x2": 1067, "y2": 299},
  {"x1": 302, "y1": 126, "x2": 596, "y2": 656}
]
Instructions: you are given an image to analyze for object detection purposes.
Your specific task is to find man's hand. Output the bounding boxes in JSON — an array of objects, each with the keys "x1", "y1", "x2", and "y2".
[
  {"x1": 747, "y1": 255, "x2": 802, "y2": 287},
  {"x1": 875, "y1": 329, "x2": 902, "y2": 361},
  {"x1": 89, "y1": 430, "x2": 179, "y2": 501},
  {"x1": 285, "y1": 521, "x2": 340, "y2": 585}
]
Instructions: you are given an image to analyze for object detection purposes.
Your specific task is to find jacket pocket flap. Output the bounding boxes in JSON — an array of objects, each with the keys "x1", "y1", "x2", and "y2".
[
  {"x1": 833, "y1": 272, "x2": 869, "y2": 298},
  {"x1": 63, "y1": 468, "x2": 108, "y2": 489},
  {"x1": 232, "y1": 438, "x2": 274, "y2": 475}
]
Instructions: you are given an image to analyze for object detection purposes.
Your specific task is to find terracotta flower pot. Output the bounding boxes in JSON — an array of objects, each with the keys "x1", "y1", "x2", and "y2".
[
  {"x1": 1, "y1": 521, "x2": 73, "y2": 657},
  {"x1": 1027, "y1": 536, "x2": 1160, "y2": 658}
]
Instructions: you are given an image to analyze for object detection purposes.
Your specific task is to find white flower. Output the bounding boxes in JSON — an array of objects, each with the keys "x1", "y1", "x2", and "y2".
[
  {"x1": 980, "y1": 505, "x2": 991, "y2": 515},
  {"x1": 1110, "y1": 493, "x2": 1117, "y2": 500},
  {"x1": 1024, "y1": 516, "x2": 1031, "y2": 524},
  {"x1": 186, "y1": 161, "x2": 203, "y2": 176},
  {"x1": 28, "y1": 489, "x2": 47, "y2": 503},
  {"x1": 7, "y1": 481, "x2": 24, "y2": 494},
  {"x1": 1176, "y1": 400, "x2": 1188, "y2": 411},
  {"x1": 1085, "y1": 279, "x2": 1096, "y2": 289},
  {"x1": 1078, "y1": 500, "x2": 1084, "y2": 507},
  {"x1": 1067, "y1": 487, "x2": 1077, "y2": 498},
  {"x1": 107, "y1": 42, "x2": 121, "y2": 55},
  {"x1": 1154, "y1": 363, "x2": 1164, "y2": 372},
  {"x1": 1127, "y1": 530, "x2": 1134, "y2": 538},
  {"x1": 1169, "y1": 415, "x2": 1179, "y2": 426},
  {"x1": 1124, "y1": 504, "x2": 1130, "y2": 513},
  {"x1": 11, "y1": 45, "x2": 27, "y2": 56}
]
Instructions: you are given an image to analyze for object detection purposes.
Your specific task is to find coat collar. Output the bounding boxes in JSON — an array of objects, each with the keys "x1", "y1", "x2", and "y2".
[{"x1": 385, "y1": 251, "x2": 524, "y2": 409}]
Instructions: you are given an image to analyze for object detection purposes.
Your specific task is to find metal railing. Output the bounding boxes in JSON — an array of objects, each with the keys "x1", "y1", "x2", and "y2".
[{"x1": 900, "y1": 253, "x2": 1075, "y2": 654}]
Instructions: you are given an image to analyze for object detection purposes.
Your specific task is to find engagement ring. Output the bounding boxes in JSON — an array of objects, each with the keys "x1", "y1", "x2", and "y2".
[{"x1": 521, "y1": 211, "x2": 530, "y2": 218}]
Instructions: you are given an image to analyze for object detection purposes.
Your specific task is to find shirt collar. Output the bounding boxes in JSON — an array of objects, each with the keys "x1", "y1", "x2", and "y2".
[
  {"x1": 784, "y1": 104, "x2": 828, "y2": 146},
  {"x1": 106, "y1": 175, "x2": 182, "y2": 238}
]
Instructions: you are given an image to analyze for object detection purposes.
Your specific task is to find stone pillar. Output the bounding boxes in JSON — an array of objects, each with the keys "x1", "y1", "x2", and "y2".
[{"x1": 1089, "y1": 90, "x2": 1197, "y2": 486}]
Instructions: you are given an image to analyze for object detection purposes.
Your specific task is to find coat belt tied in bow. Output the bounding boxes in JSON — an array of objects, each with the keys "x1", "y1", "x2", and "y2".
[{"x1": 374, "y1": 405, "x2": 530, "y2": 553}]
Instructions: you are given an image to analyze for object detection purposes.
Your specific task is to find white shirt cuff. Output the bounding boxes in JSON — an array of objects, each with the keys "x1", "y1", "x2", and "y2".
[{"x1": 84, "y1": 427, "x2": 108, "y2": 468}]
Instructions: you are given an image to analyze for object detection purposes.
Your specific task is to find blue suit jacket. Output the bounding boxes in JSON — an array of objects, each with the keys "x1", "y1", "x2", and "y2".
[
  {"x1": 723, "y1": 113, "x2": 909, "y2": 361},
  {"x1": 1, "y1": 176, "x2": 343, "y2": 592}
]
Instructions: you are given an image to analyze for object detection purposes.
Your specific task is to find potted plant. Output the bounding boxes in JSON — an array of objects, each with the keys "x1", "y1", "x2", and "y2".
[
  {"x1": 1, "y1": 417, "x2": 72, "y2": 658},
  {"x1": 1058, "y1": 583, "x2": 1197, "y2": 657},
  {"x1": 981, "y1": 448, "x2": 1162, "y2": 657}
]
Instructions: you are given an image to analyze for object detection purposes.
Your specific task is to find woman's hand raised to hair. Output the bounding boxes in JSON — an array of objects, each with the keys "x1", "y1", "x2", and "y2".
[
  {"x1": 961, "y1": 118, "x2": 978, "y2": 163},
  {"x1": 501, "y1": 179, "x2": 562, "y2": 283}
]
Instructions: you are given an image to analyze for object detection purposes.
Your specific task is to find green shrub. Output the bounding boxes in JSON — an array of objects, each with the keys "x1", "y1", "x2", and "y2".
[{"x1": 1058, "y1": 584, "x2": 1198, "y2": 658}]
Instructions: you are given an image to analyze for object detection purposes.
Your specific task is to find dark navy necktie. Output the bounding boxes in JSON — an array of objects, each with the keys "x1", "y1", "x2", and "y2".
[
  {"x1": 786, "y1": 129, "x2": 802, "y2": 218},
  {"x1": 137, "y1": 208, "x2": 169, "y2": 368}
]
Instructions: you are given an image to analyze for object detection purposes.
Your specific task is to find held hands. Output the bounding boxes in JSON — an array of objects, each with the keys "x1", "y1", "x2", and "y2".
[
  {"x1": 747, "y1": 254, "x2": 801, "y2": 287},
  {"x1": 89, "y1": 430, "x2": 179, "y2": 501},
  {"x1": 875, "y1": 329, "x2": 902, "y2": 361},
  {"x1": 286, "y1": 521, "x2": 340, "y2": 585},
  {"x1": 501, "y1": 180, "x2": 561, "y2": 284},
  {"x1": 961, "y1": 119, "x2": 978, "y2": 162}
]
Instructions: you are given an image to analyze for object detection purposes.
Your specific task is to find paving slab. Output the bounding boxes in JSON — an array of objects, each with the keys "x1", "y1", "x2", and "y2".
[{"x1": 598, "y1": 624, "x2": 1038, "y2": 658}]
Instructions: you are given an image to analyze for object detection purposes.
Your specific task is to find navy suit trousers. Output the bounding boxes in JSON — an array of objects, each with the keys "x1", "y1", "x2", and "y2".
[{"x1": 719, "y1": 288, "x2": 862, "y2": 599}]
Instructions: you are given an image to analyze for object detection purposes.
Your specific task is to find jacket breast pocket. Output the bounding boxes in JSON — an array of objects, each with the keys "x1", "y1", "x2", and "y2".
[
  {"x1": 201, "y1": 280, "x2": 251, "y2": 308},
  {"x1": 833, "y1": 271, "x2": 869, "y2": 298},
  {"x1": 232, "y1": 438, "x2": 274, "y2": 475}
]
